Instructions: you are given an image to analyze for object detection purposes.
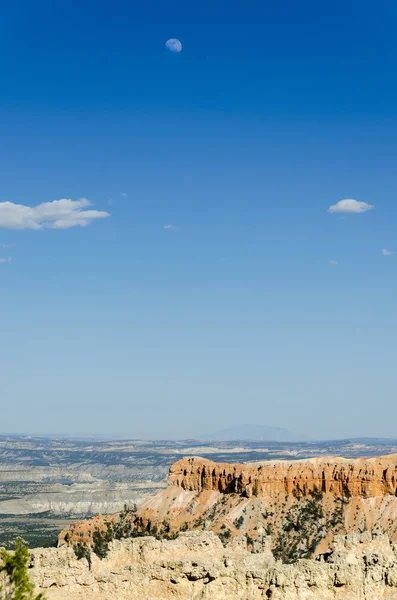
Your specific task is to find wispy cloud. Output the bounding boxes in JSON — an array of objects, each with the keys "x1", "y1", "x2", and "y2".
[
  {"x1": 121, "y1": 192, "x2": 127, "y2": 197},
  {"x1": 0, "y1": 242, "x2": 15, "y2": 249},
  {"x1": 329, "y1": 260, "x2": 338, "y2": 265},
  {"x1": 0, "y1": 257, "x2": 11, "y2": 263},
  {"x1": 163, "y1": 224, "x2": 179, "y2": 231},
  {"x1": 0, "y1": 199, "x2": 110, "y2": 230},
  {"x1": 382, "y1": 249, "x2": 394, "y2": 256},
  {"x1": 328, "y1": 199, "x2": 374, "y2": 214}
]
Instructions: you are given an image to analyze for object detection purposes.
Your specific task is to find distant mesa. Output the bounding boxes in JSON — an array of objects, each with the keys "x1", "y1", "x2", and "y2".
[{"x1": 199, "y1": 424, "x2": 307, "y2": 442}]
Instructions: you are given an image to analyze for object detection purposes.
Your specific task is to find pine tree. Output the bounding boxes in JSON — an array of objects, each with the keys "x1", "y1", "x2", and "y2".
[{"x1": 0, "y1": 538, "x2": 45, "y2": 600}]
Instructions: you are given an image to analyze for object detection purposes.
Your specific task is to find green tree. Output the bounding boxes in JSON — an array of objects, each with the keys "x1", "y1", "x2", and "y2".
[
  {"x1": 92, "y1": 524, "x2": 114, "y2": 560},
  {"x1": 0, "y1": 538, "x2": 45, "y2": 600},
  {"x1": 73, "y1": 543, "x2": 91, "y2": 569}
]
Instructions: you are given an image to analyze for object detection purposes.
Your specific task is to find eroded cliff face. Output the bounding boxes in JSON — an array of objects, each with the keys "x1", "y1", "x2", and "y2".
[
  {"x1": 169, "y1": 455, "x2": 397, "y2": 498},
  {"x1": 59, "y1": 454, "x2": 397, "y2": 560},
  {"x1": 30, "y1": 531, "x2": 397, "y2": 600}
]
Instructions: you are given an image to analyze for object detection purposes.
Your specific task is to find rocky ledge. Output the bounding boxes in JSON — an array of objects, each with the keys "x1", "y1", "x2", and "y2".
[{"x1": 31, "y1": 530, "x2": 397, "y2": 599}]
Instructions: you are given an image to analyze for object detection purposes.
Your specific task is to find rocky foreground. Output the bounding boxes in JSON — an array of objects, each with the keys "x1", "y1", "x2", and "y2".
[{"x1": 30, "y1": 530, "x2": 397, "y2": 599}]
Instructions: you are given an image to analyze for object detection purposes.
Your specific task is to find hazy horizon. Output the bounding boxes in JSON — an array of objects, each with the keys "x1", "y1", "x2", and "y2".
[
  {"x1": 1, "y1": 1, "x2": 397, "y2": 441},
  {"x1": 1, "y1": 425, "x2": 397, "y2": 444}
]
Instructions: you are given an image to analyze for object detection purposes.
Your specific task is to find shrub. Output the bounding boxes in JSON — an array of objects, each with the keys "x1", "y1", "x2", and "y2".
[
  {"x1": 0, "y1": 538, "x2": 45, "y2": 600},
  {"x1": 217, "y1": 528, "x2": 231, "y2": 546},
  {"x1": 234, "y1": 516, "x2": 244, "y2": 529},
  {"x1": 92, "y1": 523, "x2": 113, "y2": 559},
  {"x1": 273, "y1": 493, "x2": 346, "y2": 564},
  {"x1": 73, "y1": 542, "x2": 91, "y2": 568}
]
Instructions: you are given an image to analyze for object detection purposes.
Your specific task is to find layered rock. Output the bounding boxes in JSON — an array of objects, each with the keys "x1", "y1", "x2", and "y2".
[
  {"x1": 169, "y1": 455, "x2": 397, "y2": 498},
  {"x1": 59, "y1": 454, "x2": 397, "y2": 558},
  {"x1": 30, "y1": 531, "x2": 397, "y2": 599}
]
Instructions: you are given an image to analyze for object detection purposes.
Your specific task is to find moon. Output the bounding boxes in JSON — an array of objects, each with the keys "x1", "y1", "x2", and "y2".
[{"x1": 165, "y1": 39, "x2": 182, "y2": 53}]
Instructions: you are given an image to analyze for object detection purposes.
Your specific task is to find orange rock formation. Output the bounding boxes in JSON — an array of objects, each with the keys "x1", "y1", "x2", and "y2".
[
  {"x1": 168, "y1": 454, "x2": 397, "y2": 498},
  {"x1": 59, "y1": 454, "x2": 397, "y2": 555}
]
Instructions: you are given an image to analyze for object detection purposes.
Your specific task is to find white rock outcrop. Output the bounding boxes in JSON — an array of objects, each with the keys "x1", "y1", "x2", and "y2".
[{"x1": 29, "y1": 531, "x2": 397, "y2": 599}]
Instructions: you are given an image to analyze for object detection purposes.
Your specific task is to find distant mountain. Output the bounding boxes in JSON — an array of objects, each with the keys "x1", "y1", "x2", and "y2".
[{"x1": 199, "y1": 424, "x2": 307, "y2": 442}]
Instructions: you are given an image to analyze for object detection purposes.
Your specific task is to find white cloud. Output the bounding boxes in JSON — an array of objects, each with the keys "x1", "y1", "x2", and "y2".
[
  {"x1": 329, "y1": 260, "x2": 338, "y2": 265},
  {"x1": 163, "y1": 224, "x2": 179, "y2": 231},
  {"x1": 0, "y1": 257, "x2": 11, "y2": 263},
  {"x1": 121, "y1": 192, "x2": 127, "y2": 197},
  {"x1": 0, "y1": 242, "x2": 15, "y2": 248},
  {"x1": 0, "y1": 198, "x2": 110, "y2": 230},
  {"x1": 382, "y1": 249, "x2": 394, "y2": 256},
  {"x1": 328, "y1": 199, "x2": 374, "y2": 214}
]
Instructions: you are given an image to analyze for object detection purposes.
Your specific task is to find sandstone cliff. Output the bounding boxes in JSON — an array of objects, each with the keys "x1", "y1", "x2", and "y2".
[
  {"x1": 59, "y1": 454, "x2": 397, "y2": 561},
  {"x1": 168, "y1": 454, "x2": 397, "y2": 497},
  {"x1": 30, "y1": 530, "x2": 397, "y2": 599}
]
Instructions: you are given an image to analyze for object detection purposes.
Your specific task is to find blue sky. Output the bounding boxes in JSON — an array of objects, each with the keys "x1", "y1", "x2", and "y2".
[{"x1": 1, "y1": 0, "x2": 396, "y2": 439}]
